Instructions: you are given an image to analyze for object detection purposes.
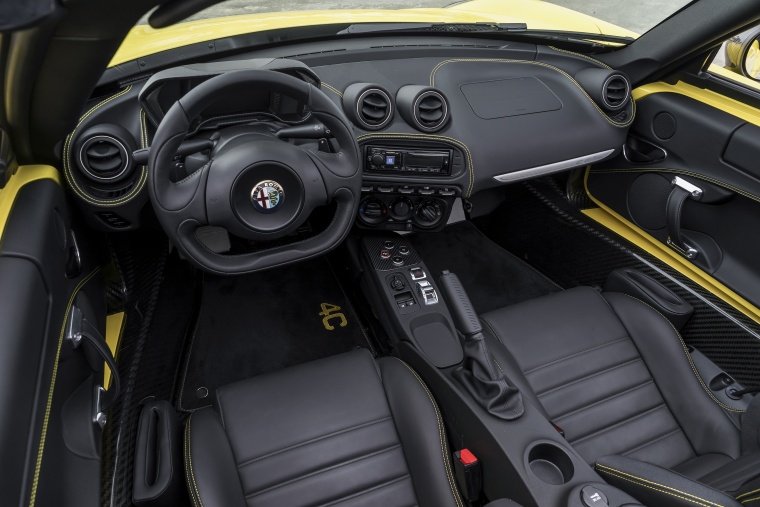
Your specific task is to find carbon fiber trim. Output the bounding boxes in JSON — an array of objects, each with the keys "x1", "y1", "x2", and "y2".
[
  {"x1": 475, "y1": 177, "x2": 760, "y2": 388},
  {"x1": 362, "y1": 235, "x2": 422, "y2": 271}
]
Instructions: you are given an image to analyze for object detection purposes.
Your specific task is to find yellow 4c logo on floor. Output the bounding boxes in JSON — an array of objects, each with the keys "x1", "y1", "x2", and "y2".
[{"x1": 319, "y1": 303, "x2": 347, "y2": 331}]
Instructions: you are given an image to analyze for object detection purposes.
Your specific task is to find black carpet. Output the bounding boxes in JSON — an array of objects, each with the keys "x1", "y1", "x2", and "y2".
[
  {"x1": 179, "y1": 257, "x2": 370, "y2": 411},
  {"x1": 408, "y1": 221, "x2": 560, "y2": 314}
]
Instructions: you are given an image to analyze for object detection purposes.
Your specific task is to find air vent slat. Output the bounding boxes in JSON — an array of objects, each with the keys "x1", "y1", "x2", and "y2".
[
  {"x1": 603, "y1": 75, "x2": 630, "y2": 110},
  {"x1": 361, "y1": 106, "x2": 387, "y2": 120},
  {"x1": 77, "y1": 134, "x2": 131, "y2": 182},
  {"x1": 355, "y1": 88, "x2": 392, "y2": 129}
]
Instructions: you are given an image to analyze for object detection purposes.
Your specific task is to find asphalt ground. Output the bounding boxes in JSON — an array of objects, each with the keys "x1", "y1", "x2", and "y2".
[{"x1": 139, "y1": 0, "x2": 692, "y2": 35}]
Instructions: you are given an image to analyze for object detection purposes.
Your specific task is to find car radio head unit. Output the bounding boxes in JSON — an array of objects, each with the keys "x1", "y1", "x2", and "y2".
[{"x1": 365, "y1": 145, "x2": 452, "y2": 175}]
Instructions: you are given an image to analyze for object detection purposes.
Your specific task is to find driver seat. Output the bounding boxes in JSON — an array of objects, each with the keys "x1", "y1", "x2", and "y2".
[{"x1": 184, "y1": 349, "x2": 464, "y2": 507}]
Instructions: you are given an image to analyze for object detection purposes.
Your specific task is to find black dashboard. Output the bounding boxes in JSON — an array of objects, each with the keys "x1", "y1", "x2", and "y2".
[{"x1": 61, "y1": 37, "x2": 633, "y2": 233}]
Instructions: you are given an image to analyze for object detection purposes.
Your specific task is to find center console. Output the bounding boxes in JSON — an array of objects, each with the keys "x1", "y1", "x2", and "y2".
[
  {"x1": 359, "y1": 234, "x2": 646, "y2": 507},
  {"x1": 357, "y1": 140, "x2": 466, "y2": 232}
]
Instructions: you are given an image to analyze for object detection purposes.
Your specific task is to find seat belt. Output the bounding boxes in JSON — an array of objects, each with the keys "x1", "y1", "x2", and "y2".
[{"x1": 666, "y1": 176, "x2": 703, "y2": 260}]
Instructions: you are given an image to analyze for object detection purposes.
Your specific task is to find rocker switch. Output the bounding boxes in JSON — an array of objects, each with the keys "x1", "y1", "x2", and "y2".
[
  {"x1": 410, "y1": 267, "x2": 426, "y2": 281},
  {"x1": 416, "y1": 280, "x2": 439, "y2": 305}
]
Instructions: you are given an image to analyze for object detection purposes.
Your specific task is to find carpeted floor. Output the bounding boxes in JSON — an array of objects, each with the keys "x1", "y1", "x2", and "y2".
[
  {"x1": 178, "y1": 257, "x2": 371, "y2": 411},
  {"x1": 409, "y1": 221, "x2": 561, "y2": 314}
]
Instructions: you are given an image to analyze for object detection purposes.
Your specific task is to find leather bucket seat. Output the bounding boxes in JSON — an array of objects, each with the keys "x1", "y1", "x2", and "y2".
[{"x1": 184, "y1": 349, "x2": 465, "y2": 507}]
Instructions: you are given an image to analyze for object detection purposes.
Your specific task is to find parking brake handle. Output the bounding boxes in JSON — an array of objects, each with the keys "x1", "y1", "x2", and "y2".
[{"x1": 439, "y1": 271, "x2": 524, "y2": 420}]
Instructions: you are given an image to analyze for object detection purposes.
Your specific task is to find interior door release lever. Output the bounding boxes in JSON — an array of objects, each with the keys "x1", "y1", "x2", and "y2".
[{"x1": 666, "y1": 176, "x2": 703, "y2": 260}]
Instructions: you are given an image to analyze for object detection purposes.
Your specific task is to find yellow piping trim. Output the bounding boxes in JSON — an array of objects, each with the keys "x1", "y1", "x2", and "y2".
[
  {"x1": 0, "y1": 165, "x2": 61, "y2": 243},
  {"x1": 739, "y1": 488, "x2": 760, "y2": 500},
  {"x1": 596, "y1": 464, "x2": 724, "y2": 507},
  {"x1": 632, "y1": 81, "x2": 760, "y2": 128},
  {"x1": 29, "y1": 268, "x2": 100, "y2": 507},
  {"x1": 62, "y1": 87, "x2": 149, "y2": 207},
  {"x1": 742, "y1": 496, "x2": 760, "y2": 504},
  {"x1": 103, "y1": 312, "x2": 126, "y2": 390},
  {"x1": 321, "y1": 83, "x2": 344, "y2": 97},
  {"x1": 582, "y1": 168, "x2": 760, "y2": 325}
]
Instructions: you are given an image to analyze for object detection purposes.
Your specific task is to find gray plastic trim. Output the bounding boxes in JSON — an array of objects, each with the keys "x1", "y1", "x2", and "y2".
[{"x1": 493, "y1": 148, "x2": 616, "y2": 183}]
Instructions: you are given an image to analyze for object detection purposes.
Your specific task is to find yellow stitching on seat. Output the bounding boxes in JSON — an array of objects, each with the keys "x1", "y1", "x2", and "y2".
[
  {"x1": 28, "y1": 268, "x2": 100, "y2": 507},
  {"x1": 185, "y1": 417, "x2": 205, "y2": 507},
  {"x1": 547, "y1": 46, "x2": 613, "y2": 70},
  {"x1": 739, "y1": 488, "x2": 760, "y2": 500},
  {"x1": 742, "y1": 496, "x2": 760, "y2": 504},
  {"x1": 321, "y1": 82, "x2": 344, "y2": 97},
  {"x1": 589, "y1": 167, "x2": 760, "y2": 204},
  {"x1": 429, "y1": 58, "x2": 635, "y2": 128},
  {"x1": 616, "y1": 293, "x2": 745, "y2": 413},
  {"x1": 62, "y1": 86, "x2": 149, "y2": 207},
  {"x1": 596, "y1": 464, "x2": 724, "y2": 507},
  {"x1": 394, "y1": 359, "x2": 464, "y2": 507},
  {"x1": 356, "y1": 132, "x2": 475, "y2": 196}
]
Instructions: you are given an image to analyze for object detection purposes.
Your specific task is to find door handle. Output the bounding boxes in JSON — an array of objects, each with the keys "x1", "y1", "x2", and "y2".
[
  {"x1": 623, "y1": 136, "x2": 667, "y2": 164},
  {"x1": 666, "y1": 176, "x2": 703, "y2": 260}
]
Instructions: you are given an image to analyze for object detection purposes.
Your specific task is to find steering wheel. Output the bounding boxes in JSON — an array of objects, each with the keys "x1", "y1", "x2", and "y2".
[{"x1": 147, "y1": 70, "x2": 361, "y2": 275}]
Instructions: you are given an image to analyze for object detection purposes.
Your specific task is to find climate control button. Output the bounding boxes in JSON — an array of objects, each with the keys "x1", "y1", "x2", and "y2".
[{"x1": 389, "y1": 197, "x2": 414, "y2": 221}]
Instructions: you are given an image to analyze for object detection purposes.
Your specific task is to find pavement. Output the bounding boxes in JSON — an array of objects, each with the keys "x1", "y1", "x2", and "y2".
[{"x1": 142, "y1": 0, "x2": 691, "y2": 36}]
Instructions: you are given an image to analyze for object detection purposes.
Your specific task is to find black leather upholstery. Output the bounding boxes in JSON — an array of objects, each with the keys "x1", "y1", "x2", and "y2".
[
  {"x1": 480, "y1": 287, "x2": 742, "y2": 478},
  {"x1": 185, "y1": 349, "x2": 463, "y2": 507}
]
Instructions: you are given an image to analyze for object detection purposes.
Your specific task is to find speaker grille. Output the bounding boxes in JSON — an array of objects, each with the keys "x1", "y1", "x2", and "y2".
[
  {"x1": 627, "y1": 173, "x2": 672, "y2": 230},
  {"x1": 653, "y1": 112, "x2": 677, "y2": 140}
]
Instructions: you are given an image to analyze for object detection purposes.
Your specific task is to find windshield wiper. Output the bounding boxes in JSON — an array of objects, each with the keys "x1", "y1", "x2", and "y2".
[{"x1": 338, "y1": 22, "x2": 634, "y2": 46}]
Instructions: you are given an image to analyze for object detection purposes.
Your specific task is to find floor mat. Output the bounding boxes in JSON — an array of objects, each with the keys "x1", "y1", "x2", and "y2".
[
  {"x1": 408, "y1": 221, "x2": 560, "y2": 314},
  {"x1": 179, "y1": 257, "x2": 370, "y2": 411}
]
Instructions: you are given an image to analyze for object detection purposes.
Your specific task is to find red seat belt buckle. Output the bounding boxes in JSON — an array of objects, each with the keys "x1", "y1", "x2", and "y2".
[{"x1": 453, "y1": 448, "x2": 482, "y2": 502}]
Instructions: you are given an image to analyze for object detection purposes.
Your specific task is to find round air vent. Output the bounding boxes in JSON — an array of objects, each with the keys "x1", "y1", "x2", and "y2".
[
  {"x1": 342, "y1": 83, "x2": 393, "y2": 130},
  {"x1": 74, "y1": 124, "x2": 136, "y2": 184},
  {"x1": 574, "y1": 68, "x2": 631, "y2": 112},
  {"x1": 602, "y1": 74, "x2": 630, "y2": 111},
  {"x1": 396, "y1": 85, "x2": 450, "y2": 132}
]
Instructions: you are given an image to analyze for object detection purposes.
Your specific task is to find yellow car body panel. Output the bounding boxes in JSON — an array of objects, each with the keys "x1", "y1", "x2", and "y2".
[{"x1": 110, "y1": 0, "x2": 635, "y2": 67}]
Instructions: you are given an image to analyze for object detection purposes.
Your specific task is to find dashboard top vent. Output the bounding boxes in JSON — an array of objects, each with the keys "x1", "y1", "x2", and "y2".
[
  {"x1": 342, "y1": 83, "x2": 394, "y2": 131},
  {"x1": 357, "y1": 88, "x2": 393, "y2": 129},
  {"x1": 602, "y1": 74, "x2": 630, "y2": 111},
  {"x1": 414, "y1": 90, "x2": 448, "y2": 131},
  {"x1": 396, "y1": 85, "x2": 450, "y2": 132}
]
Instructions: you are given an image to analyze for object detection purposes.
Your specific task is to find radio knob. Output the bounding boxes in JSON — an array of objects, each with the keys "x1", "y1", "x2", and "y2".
[
  {"x1": 389, "y1": 197, "x2": 414, "y2": 220},
  {"x1": 371, "y1": 153, "x2": 385, "y2": 166}
]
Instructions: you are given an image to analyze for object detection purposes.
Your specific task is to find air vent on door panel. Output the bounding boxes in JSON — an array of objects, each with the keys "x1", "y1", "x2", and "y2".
[
  {"x1": 396, "y1": 85, "x2": 450, "y2": 132},
  {"x1": 342, "y1": 83, "x2": 393, "y2": 130}
]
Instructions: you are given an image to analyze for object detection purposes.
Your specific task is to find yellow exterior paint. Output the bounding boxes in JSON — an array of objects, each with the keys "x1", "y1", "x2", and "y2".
[
  {"x1": 582, "y1": 173, "x2": 760, "y2": 326},
  {"x1": 110, "y1": 0, "x2": 635, "y2": 67},
  {"x1": 104, "y1": 312, "x2": 126, "y2": 389},
  {"x1": 0, "y1": 165, "x2": 61, "y2": 242}
]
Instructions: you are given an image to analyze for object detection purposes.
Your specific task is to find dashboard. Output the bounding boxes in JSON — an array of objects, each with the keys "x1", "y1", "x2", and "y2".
[{"x1": 60, "y1": 37, "x2": 633, "y2": 233}]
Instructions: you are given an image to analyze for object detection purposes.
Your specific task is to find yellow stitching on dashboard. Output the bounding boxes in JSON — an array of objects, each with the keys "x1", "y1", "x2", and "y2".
[
  {"x1": 739, "y1": 488, "x2": 760, "y2": 500},
  {"x1": 63, "y1": 86, "x2": 149, "y2": 206},
  {"x1": 321, "y1": 82, "x2": 344, "y2": 97},
  {"x1": 429, "y1": 58, "x2": 634, "y2": 128},
  {"x1": 547, "y1": 46, "x2": 612, "y2": 69},
  {"x1": 29, "y1": 268, "x2": 100, "y2": 507},
  {"x1": 357, "y1": 132, "x2": 474, "y2": 196},
  {"x1": 589, "y1": 167, "x2": 760, "y2": 204}
]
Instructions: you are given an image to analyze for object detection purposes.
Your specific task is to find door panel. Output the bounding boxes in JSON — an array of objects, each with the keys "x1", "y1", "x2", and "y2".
[
  {"x1": 0, "y1": 166, "x2": 106, "y2": 507},
  {"x1": 586, "y1": 88, "x2": 760, "y2": 309}
]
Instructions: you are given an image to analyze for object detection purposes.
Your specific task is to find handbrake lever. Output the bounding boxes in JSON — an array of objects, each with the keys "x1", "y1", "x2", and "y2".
[{"x1": 439, "y1": 271, "x2": 524, "y2": 420}]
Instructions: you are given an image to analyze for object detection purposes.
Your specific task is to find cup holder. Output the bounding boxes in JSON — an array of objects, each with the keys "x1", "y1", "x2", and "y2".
[{"x1": 526, "y1": 442, "x2": 575, "y2": 485}]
